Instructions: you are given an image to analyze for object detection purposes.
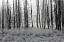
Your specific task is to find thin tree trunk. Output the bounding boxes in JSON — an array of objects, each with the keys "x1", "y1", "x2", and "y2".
[
  {"x1": 30, "y1": 0, "x2": 33, "y2": 27},
  {"x1": 47, "y1": 6, "x2": 49, "y2": 29},
  {"x1": 13, "y1": 0, "x2": 15, "y2": 28},
  {"x1": 54, "y1": 0, "x2": 58, "y2": 30},
  {"x1": 2, "y1": 0, "x2": 4, "y2": 34},
  {"x1": 16, "y1": 0, "x2": 19, "y2": 28},
  {"x1": 36, "y1": 0, "x2": 38, "y2": 28},
  {"x1": 7, "y1": 0, "x2": 11, "y2": 29},
  {"x1": 9, "y1": 7, "x2": 11, "y2": 29},
  {"x1": 44, "y1": 0, "x2": 47, "y2": 29},
  {"x1": 58, "y1": 0, "x2": 61, "y2": 30},
  {"x1": 17, "y1": 0, "x2": 20, "y2": 28},
  {"x1": 61, "y1": 0, "x2": 63, "y2": 31},
  {"x1": 56, "y1": 0, "x2": 59, "y2": 30},
  {"x1": 15, "y1": 0, "x2": 17, "y2": 28},
  {"x1": 51, "y1": 0, "x2": 53, "y2": 29},
  {"x1": 24, "y1": 0, "x2": 28, "y2": 28},
  {"x1": 36, "y1": 0, "x2": 40, "y2": 28},
  {"x1": 41, "y1": 0, "x2": 44, "y2": 29}
]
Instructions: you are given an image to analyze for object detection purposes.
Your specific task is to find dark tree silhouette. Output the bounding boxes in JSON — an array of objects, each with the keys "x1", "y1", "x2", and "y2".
[
  {"x1": 7, "y1": 0, "x2": 11, "y2": 29},
  {"x1": 51, "y1": 0, "x2": 53, "y2": 29},
  {"x1": 57, "y1": 0, "x2": 61, "y2": 30},
  {"x1": 41, "y1": 0, "x2": 44, "y2": 29},
  {"x1": 30, "y1": 0, "x2": 33, "y2": 27},
  {"x1": 0, "y1": 0, "x2": 63, "y2": 31},
  {"x1": 13, "y1": 0, "x2": 15, "y2": 28},
  {"x1": 24, "y1": 0, "x2": 28, "y2": 28},
  {"x1": 2, "y1": 0, "x2": 4, "y2": 34},
  {"x1": 46, "y1": 0, "x2": 49, "y2": 29},
  {"x1": 36, "y1": 0, "x2": 39, "y2": 28},
  {"x1": 18, "y1": 0, "x2": 21, "y2": 28},
  {"x1": 54, "y1": 0, "x2": 62, "y2": 31}
]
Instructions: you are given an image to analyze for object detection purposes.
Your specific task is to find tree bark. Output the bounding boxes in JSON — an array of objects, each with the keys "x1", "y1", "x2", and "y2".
[{"x1": 24, "y1": 0, "x2": 28, "y2": 28}]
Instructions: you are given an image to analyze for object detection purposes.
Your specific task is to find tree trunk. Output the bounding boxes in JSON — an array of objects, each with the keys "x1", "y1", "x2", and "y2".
[
  {"x1": 24, "y1": 0, "x2": 28, "y2": 28},
  {"x1": 13, "y1": 0, "x2": 15, "y2": 28},
  {"x1": 2, "y1": 0, "x2": 5, "y2": 34}
]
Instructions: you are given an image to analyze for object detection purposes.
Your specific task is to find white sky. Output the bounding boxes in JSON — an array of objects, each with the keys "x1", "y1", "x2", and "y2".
[{"x1": 0, "y1": 0, "x2": 2, "y2": 6}]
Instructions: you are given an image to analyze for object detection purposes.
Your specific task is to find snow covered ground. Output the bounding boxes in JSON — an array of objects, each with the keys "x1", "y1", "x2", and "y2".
[{"x1": 0, "y1": 28, "x2": 64, "y2": 42}]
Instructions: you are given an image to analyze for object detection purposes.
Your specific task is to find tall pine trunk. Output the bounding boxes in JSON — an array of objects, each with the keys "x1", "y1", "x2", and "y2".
[
  {"x1": 36, "y1": 0, "x2": 38, "y2": 28},
  {"x1": 24, "y1": 0, "x2": 28, "y2": 28},
  {"x1": 13, "y1": 0, "x2": 15, "y2": 28},
  {"x1": 51, "y1": 0, "x2": 53, "y2": 29},
  {"x1": 2, "y1": 0, "x2": 5, "y2": 34},
  {"x1": 30, "y1": 0, "x2": 33, "y2": 27},
  {"x1": 17, "y1": 0, "x2": 20, "y2": 28},
  {"x1": 7, "y1": 0, "x2": 11, "y2": 29},
  {"x1": 58, "y1": 0, "x2": 61, "y2": 30}
]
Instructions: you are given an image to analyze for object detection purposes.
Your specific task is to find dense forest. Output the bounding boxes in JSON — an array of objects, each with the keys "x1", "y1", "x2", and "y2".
[{"x1": 0, "y1": 0, "x2": 63, "y2": 33}]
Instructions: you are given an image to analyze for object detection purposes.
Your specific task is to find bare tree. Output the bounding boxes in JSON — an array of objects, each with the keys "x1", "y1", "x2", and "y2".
[
  {"x1": 50, "y1": 0, "x2": 53, "y2": 29},
  {"x1": 54, "y1": 0, "x2": 62, "y2": 30},
  {"x1": 7, "y1": 0, "x2": 11, "y2": 29},
  {"x1": 24, "y1": 0, "x2": 28, "y2": 28},
  {"x1": 13, "y1": 0, "x2": 15, "y2": 28},
  {"x1": 61, "y1": 0, "x2": 63, "y2": 31},
  {"x1": 36, "y1": 0, "x2": 41, "y2": 28},
  {"x1": 41, "y1": 0, "x2": 44, "y2": 29},
  {"x1": 54, "y1": 0, "x2": 58, "y2": 30},
  {"x1": 30, "y1": 0, "x2": 33, "y2": 27},
  {"x1": 57, "y1": 0, "x2": 61, "y2": 30},
  {"x1": 2, "y1": 0, "x2": 5, "y2": 34},
  {"x1": 18, "y1": 0, "x2": 21, "y2": 29},
  {"x1": 44, "y1": 0, "x2": 47, "y2": 29},
  {"x1": 47, "y1": 5, "x2": 50, "y2": 29}
]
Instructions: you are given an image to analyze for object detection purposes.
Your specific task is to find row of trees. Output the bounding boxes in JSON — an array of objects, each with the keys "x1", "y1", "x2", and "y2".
[
  {"x1": 54, "y1": 0, "x2": 63, "y2": 31},
  {"x1": 0, "y1": 0, "x2": 63, "y2": 31}
]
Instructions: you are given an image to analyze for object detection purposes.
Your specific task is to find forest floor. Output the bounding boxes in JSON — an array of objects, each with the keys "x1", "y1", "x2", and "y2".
[{"x1": 0, "y1": 28, "x2": 64, "y2": 42}]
